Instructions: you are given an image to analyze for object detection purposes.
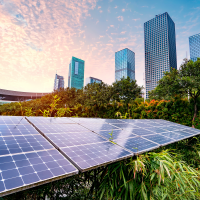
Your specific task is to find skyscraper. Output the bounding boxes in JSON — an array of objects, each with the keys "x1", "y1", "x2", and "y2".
[
  {"x1": 68, "y1": 56, "x2": 85, "y2": 89},
  {"x1": 54, "y1": 74, "x2": 64, "y2": 90},
  {"x1": 144, "y1": 12, "x2": 177, "y2": 98},
  {"x1": 189, "y1": 33, "x2": 200, "y2": 62},
  {"x1": 115, "y1": 48, "x2": 135, "y2": 81},
  {"x1": 86, "y1": 77, "x2": 102, "y2": 85}
]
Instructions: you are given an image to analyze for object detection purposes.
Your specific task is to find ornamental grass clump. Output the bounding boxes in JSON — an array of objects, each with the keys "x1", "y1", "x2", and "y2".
[{"x1": 98, "y1": 150, "x2": 200, "y2": 200}]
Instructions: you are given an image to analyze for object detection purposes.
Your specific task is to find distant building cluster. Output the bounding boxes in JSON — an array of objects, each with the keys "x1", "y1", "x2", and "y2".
[{"x1": 53, "y1": 12, "x2": 200, "y2": 99}]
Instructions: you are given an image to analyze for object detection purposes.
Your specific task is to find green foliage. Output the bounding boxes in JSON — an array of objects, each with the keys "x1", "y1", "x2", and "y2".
[
  {"x1": 149, "y1": 58, "x2": 200, "y2": 127},
  {"x1": 112, "y1": 76, "x2": 143, "y2": 105}
]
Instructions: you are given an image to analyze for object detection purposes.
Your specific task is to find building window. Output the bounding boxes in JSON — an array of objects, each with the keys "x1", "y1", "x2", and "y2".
[{"x1": 75, "y1": 62, "x2": 79, "y2": 75}]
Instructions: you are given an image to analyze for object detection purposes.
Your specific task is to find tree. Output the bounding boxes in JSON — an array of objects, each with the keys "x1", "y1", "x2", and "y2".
[
  {"x1": 111, "y1": 76, "x2": 143, "y2": 105},
  {"x1": 80, "y1": 82, "x2": 112, "y2": 108},
  {"x1": 149, "y1": 58, "x2": 200, "y2": 127}
]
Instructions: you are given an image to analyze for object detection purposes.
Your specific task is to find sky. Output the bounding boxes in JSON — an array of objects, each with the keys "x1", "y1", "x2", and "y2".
[{"x1": 0, "y1": 0, "x2": 200, "y2": 92}]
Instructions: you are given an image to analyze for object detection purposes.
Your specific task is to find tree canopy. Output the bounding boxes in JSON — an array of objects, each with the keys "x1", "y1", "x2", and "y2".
[{"x1": 149, "y1": 58, "x2": 200, "y2": 127}]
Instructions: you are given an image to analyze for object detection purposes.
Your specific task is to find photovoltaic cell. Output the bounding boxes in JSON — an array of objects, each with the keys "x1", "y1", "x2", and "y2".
[
  {"x1": 61, "y1": 142, "x2": 132, "y2": 172},
  {"x1": 101, "y1": 119, "x2": 127, "y2": 124},
  {"x1": 0, "y1": 149, "x2": 78, "y2": 194},
  {"x1": 113, "y1": 137, "x2": 159, "y2": 154},
  {"x1": 27, "y1": 117, "x2": 76, "y2": 124},
  {"x1": 127, "y1": 128, "x2": 155, "y2": 136},
  {"x1": 144, "y1": 127, "x2": 167, "y2": 133}
]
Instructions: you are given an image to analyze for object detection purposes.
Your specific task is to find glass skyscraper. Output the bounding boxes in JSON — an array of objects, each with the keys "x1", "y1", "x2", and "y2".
[
  {"x1": 54, "y1": 74, "x2": 64, "y2": 90},
  {"x1": 189, "y1": 33, "x2": 200, "y2": 62},
  {"x1": 86, "y1": 77, "x2": 102, "y2": 85},
  {"x1": 144, "y1": 12, "x2": 177, "y2": 98},
  {"x1": 68, "y1": 56, "x2": 85, "y2": 89},
  {"x1": 115, "y1": 48, "x2": 135, "y2": 81}
]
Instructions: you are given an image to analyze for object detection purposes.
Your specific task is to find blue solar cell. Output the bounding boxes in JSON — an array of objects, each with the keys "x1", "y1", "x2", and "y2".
[
  {"x1": 126, "y1": 128, "x2": 154, "y2": 136},
  {"x1": 101, "y1": 119, "x2": 126, "y2": 123},
  {"x1": 113, "y1": 137, "x2": 159, "y2": 154},
  {"x1": 61, "y1": 142, "x2": 132, "y2": 171}
]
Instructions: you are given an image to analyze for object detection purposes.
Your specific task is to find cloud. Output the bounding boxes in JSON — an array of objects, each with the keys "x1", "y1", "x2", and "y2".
[
  {"x1": 120, "y1": 31, "x2": 126, "y2": 34},
  {"x1": 99, "y1": 10, "x2": 103, "y2": 13},
  {"x1": 142, "y1": 6, "x2": 148, "y2": 8},
  {"x1": 122, "y1": 9, "x2": 125, "y2": 12},
  {"x1": 117, "y1": 16, "x2": 124, "y2": 21},
  {"x1": 98, "y1": 6, "x2": 101, "y2": 9},
  {"x1": 110, "y1": 25, "x2": 114, "y2": 27},
  {"x1": 132, "y1": 18, "x2": 140, "y2": 21},
  {"x1": 117, "y1": 37, "x2": 128, "y2": 42},
  {"x1": 114, "y1": 6, "x2": 117, "y2": 9},
  {"x1": 96, "y1": 20, "x2": 99, "y2": 24},
  {"x1": 99, "y1": 35, "x2": 104, "y2": 38}
]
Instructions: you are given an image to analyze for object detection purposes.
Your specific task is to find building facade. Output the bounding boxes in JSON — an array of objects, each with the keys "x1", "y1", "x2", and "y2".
[
  {"x1": 115, "y1": 48, "x2": 135, "y2": 81},
  {"x1": 189, "y1": 33, "x2": 200, "y2": 62},
  {"x1": 85, "y1": 77, "x2": 102, "y2": 85},
  {"x1": 68, "y1": 57, "x2": 85, "y2": 89},
  {"x1": 54, "y1": 74, "x2": 64, "y2": 90},
  {"x1": 144, "y1": 12, "x2": 177, "y2": 98}
]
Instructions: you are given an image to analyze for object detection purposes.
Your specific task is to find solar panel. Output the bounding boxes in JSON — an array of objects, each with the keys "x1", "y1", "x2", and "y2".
[
  {"x1": 143, "y1": 134, "x2": 175, "y2": 145},
  {"x1": 27, "y1": 117, "x2": 76, "y2": 124},
  {"x1": 69, "y1": 118, "x2": 104, "y2": 124},
  {"x1": 45, "y1": 131, "x2": 107, "y2": 148},
  {"x1": 113, "y1": 136, "x2": 159, "y2": 154},
  {"x1": 0, "y1": 124, "x2": 40, "y2": 136},
  {"x1": 33, "y1": 124, "x2": 90, "y2": 133},
  {"x1": 125, "y1": 128, "x2": 155, "y2": 136},
  {"x1": 101, "y1": 119, "x2": 127, "y2": 124},
  {"x1": 61, "y1": 142, "x2": 132, "y2": 172},
  {"x1": 143, "y1": 127, "x2": 167, "y2": 133},
  {"x1": 81, "y1": 123, "x2": 120, "y2": 131},
  {"x1": 110, "y1": 123, "x2": 137, "y2": 129},
  {"x1": 0, "y1": 134, "x2": 54, "y2": 156},
  {"x1": 0, "y1": 149, "x2": 78, "y2": 195},
  {"x1": 0, "y1": 116, "x2": 30, "y2": 125},
  {"x1": 93, "y1": 129, "x2": 137, "y2": 140}
]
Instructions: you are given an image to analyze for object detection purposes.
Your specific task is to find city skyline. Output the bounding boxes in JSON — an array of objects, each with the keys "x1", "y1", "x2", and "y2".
[{"x1": 0, "y1": 0, "x2": 200, "y2": 92}]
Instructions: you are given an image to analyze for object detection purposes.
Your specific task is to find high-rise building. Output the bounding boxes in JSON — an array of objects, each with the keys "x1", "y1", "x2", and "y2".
[
  {"x1": 54, "y1": 74, "x2": 64, "y2": 90},
  {"x1": 144, "y1": 12, "x2": 177, "y2": 98},
  {"x1": 115, "y1": 48, "x2": 135, "y2": 81},
  {"x1": 189, "y1": 33, "x2": 200, "y2": 62},
  {"x1": 68, "y1": 56, "x2": 85, "y2": 89},
  {"x1": 86, "y1": 77, "x2": 102, "y2": 85}
]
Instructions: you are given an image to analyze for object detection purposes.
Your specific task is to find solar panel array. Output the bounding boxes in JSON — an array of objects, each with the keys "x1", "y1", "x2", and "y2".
[
  {"x1": 0, "y1": 116, "x2": 78, "y2": 197},
  {"x1": 0, "y1": 116, "x2": 200, "y2": 197}
]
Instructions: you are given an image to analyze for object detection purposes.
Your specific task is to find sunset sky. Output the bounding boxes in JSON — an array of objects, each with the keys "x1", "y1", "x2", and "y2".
[{"x1": 0, "y1": 0, "x2": 200, "y2": 92}]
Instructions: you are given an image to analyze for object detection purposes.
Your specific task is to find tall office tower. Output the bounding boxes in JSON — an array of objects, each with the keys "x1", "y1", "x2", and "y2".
[
  {"x1": 68, "y1": 56, "x2": 85, "y2": 89},
  {"x1": 54, "y1": 74, "x2": 64, "y2": 90},
  {"x1": 115, "y1": 48, "x2": 135, "y2": 81},
  {"x1": 189, "y1": 33, "x2": 200, "y2": 62},
  {"x1": 144, "y1": 12, "x2": 177, "y2": 98},
  {"x1": 85, "y1": 77, "x2": 102, "y2": 85}
]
